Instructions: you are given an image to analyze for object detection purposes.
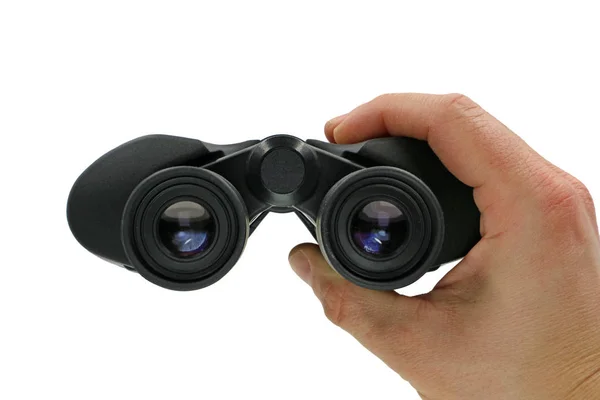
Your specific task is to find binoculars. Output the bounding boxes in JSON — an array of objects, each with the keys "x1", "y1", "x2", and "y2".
[{"x1": 67, "y1": 134, "x2": 480, "y2": 291}]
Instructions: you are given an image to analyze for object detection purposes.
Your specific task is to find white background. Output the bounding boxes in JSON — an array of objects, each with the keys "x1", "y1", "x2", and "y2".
[{"x1": 1, "y1": 1, "x2": 598, "y2": 399}]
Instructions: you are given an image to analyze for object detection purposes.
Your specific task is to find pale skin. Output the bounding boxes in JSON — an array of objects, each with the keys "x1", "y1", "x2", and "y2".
[{"x1": 288, "y1": 94, "x2": 600, "y2": 400}]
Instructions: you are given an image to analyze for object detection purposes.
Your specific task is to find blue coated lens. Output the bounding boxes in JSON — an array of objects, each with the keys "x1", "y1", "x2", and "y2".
[
  {"x1": 158, "y1": 201, "x2": 215, "y2": 258},
  {"x1": 350, "y1": 200, "x2": 408, "y2": 257}
]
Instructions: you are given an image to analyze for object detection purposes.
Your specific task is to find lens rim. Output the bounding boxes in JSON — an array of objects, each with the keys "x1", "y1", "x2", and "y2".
[
  {"x1": 136, "y1": 181, "x2": 235, "y2": 280},
  {"x1": 122, "y1": 166, "x2": 248, "y2": 291},
  {"x1": 347, "y1": 198, "x2": 412, "y2": 260},
  {"x1": 317, "y1": 166, "x2": 444, "y2": 290}
]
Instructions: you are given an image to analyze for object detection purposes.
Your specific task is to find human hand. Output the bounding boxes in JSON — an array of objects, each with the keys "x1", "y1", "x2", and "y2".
[{"x1": 288, "y1": 94, "x2": 600, "y2": 400}]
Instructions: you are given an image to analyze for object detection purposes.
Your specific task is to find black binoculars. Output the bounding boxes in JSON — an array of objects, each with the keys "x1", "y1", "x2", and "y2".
[{"x1": 67, "y1": 134, "x2": 480, "y2": 291}]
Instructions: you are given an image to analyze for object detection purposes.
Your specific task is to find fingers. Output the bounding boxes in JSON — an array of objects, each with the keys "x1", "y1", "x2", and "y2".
[
  {"x1": 324, "y1": 113, "x2": 347, "y2": 142},
  {"x1": 288, "y1": 243, "x2": 428, "y2": 373},
  {"x1": 325, "y1": 93, "x2": 538, "y2": 190}
]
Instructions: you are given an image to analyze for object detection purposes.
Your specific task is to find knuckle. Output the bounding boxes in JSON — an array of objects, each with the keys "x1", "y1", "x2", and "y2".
[
  {"x1": 443, "y1": 93, "x2": 485, "y2": 120},
  {"x1": 567, "y1": 175, "x2": 596, "y2": 213},
  {"x1": 437, "y1": 93, "x2": 518, "y2": 171},
  {"x1": 534, "y1": 171, "x2": 585, "y2": 218},
  {"x1": 445, "y1": 92, "x2": 474, "y2": 107},
  {"x1": 527, "y1": 166, "x2": 599, "y2": 244},
  {"x1": 319, "y1": 280, "x2": 354, "y2": 327},
  {"x1": 435, "y1": 93, "x2": 492, "y2": 138}
]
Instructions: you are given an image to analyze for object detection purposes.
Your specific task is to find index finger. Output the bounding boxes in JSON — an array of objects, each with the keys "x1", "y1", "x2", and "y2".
[{"x1": 326, "y1": 93, "x2": 538, "y2": 190}]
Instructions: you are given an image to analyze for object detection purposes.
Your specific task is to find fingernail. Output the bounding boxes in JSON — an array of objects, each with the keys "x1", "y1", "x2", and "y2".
[
  {"x1": 332, "y1": 120, "x2": 349, "y2": 144},
  {"x1": 326, "y1": 113, "x2": 348, "y2": 129},
  {"x1": 289, "y1": 250, "x2": 312, "y2": 285},
  {"x1": 332, "y1": 124, "x2": 342, "y2": 143}
]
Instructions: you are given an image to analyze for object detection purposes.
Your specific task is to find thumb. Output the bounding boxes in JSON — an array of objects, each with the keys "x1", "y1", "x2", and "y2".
[{"x1": 288, "y1": 243, "x2": 429, "y2": 373}]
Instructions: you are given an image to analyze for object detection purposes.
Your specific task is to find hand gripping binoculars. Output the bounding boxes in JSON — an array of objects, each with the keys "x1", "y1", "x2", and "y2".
[{"x1": 67, "y1": 134, "x2": 480, "y2": 291}]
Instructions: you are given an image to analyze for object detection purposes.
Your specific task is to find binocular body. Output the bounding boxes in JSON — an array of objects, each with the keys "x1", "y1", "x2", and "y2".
[{"x1": 67, "y1": 134, "x2": 480, "y2": 291}]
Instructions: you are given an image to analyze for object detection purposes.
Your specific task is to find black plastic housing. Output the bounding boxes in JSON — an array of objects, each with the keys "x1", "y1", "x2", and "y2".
[{"x1": 67, "y1": 134, "x2": 481, "y2": 290}]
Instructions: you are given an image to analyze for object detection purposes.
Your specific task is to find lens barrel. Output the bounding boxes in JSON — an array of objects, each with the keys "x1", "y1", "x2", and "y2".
[
  {"x1": 121, "y1": 166, "x2": 249, "y2": 290},
  {"x1": 317, "y1": 166, "x2": 444, "y2": 290}
]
